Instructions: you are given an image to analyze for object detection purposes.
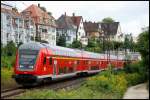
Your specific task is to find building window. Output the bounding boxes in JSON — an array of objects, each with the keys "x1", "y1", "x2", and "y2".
[
  {"x1": 42, "y1": 29, "x2": 47, "y2": 33},
  {"x1": 52, "y1": 28, "x2": 55, "y2": 32},
  {"x1": 52, "y1": 35, "x2": 55, "y2": 40},
  {"x1": 73, "y1": 38, "x2": 76, "y2": 41},
  {"x1": 67, "y1": 36, "x2": 71, "y2": 41},
  {"x1": 78, "y1": 32, "x2": 80, "y2": 36}
]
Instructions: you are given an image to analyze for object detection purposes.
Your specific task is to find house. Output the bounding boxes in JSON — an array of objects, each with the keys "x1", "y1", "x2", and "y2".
[
  {"x1": 21, "y1": 4, "x2": 57, "y2": 45},
  {"x1": 83, "y1": 21, "x2": 102, "y2": 39},
  {"x1": 100, "y1": 22, "x2": 123, "y2": 42},
  {"x1": 1, "y1": 3, "x2": 35, "y2": 46},
  {"x1": 56, "y1": 13, "x2": 87, "y2": 46},
  {"x1": 71, "y1": 13, "x2": 88, "y2": 46}
]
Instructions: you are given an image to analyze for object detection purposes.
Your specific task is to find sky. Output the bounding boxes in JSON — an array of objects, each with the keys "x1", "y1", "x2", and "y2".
[{"x1": 2, "y1": 1, "x2": 149, "y2": 38}]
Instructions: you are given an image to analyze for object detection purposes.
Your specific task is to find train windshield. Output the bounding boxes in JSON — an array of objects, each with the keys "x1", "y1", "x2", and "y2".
[{"x1": 19, "y1": 49, "x2": 39, "y2": 70}]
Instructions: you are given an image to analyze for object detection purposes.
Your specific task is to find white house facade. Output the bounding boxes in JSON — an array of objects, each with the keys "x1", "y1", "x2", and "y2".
[{"x1": 1, "y1": 3, "x2": 35, "y2": 46}]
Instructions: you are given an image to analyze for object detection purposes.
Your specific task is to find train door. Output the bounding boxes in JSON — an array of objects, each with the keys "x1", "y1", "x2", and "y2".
[
  {"x1": 53, "y1": 59, "x2": 57, "y2": 75},
  {"x1": 46, "y1": 56, "x2": 53, "y2": 74}
]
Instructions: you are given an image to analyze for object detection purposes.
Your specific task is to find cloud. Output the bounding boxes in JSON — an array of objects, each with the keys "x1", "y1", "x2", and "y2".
[{"x1": 121, "y1": 13, "x2": 149, "y2": 37}]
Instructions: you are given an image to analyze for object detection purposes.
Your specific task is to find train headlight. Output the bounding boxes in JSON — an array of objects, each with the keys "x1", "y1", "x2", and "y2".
[
  {"x1": 20, "y1": 65, "x2": 23, "y2": 68},
  {"x1": 29, "y1": 66, "x2": 33, "y2": 68}
]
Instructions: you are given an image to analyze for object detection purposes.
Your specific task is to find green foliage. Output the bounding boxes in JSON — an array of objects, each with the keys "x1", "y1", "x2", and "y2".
[
  {"x1": 57, "y1": 34, "x2": 66, "y2": 47},
  {"x1": 4, "y1": 41, "x2": 17, "y2": 56},
  {"x1": 86, "y1": 70, "x2": 127, "y2": 96},
  {"x1": 124, "y1": 61, "x2": 140, "y2": 73},
  {"x1": 136, "y1": 27, "x2": 149, "y2": 81},
  {"x1": 102, "y1": 17, "x2": 115, "y2": 23},
  {"x1": 125, "y1": 73, "x2": 145, "y2": 86},
  {"x1": 85, "y1": 38, "x2": 103, "y2": 53},
  {"x1": 137, "y1": 28, "x2": 149, "y2": 57},
  {"x1": 71, "y1": 40, "x2": 82, "y2": 49},
  {"x1": 87, "y1": 38, "x2": 97, "y2": 47},
  {"x1": 124, "y1": 61, "x2": 147, "y2": 85},
  {"x1": 124, "y1": 33, "x2": 133, "y2": 50},
  {"x1": 1, "y1": 68, "x2": 18, "y2": 89},
  {"x1": 1, "y1": 41, "x2": 17, "y2": 68},
  {"x1": 113, "y1": 41, "x2": 123, "y2": 50},
  {"x1": 137, "y1": 28, "x2": 149, "y2": 66},
  {"x1": 1, "y1": 56, "x2": 16, "y2": 69}
]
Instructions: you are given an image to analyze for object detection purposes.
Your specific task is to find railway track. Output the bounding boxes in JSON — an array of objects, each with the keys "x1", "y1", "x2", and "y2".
[
  {"x1": 1, "y1": 87, "x2": 26, "y2": 99},
  {"x1": 40, "y1": 75, "x2": 87, "y2": 91},
  {"x1": 1, "y1": 74, "x2": 96, "y2": 99}
]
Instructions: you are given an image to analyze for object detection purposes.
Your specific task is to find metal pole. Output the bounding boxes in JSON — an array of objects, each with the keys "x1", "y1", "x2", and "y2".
[{"x1": 17, "y1": 18, "x2": 19, "y2": 45}]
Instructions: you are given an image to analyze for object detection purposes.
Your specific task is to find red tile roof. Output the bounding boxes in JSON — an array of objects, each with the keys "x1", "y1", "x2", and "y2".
[
  {"x1": 71, "y1": 16, "x2": 82, "y2": 27},
  {"x1": 21, "y1": 4, "x2": 56, "y2": 27},
  {"x1": 1, "y1": 8, "x2": 21, "y2": 17}
]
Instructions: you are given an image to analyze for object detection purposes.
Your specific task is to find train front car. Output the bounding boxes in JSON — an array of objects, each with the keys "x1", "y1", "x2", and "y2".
[{"x1": 13, "y1": 42, "x2": 47, "y2": 86}]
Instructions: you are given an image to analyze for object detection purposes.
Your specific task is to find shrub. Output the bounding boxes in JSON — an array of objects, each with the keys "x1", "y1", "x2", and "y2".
[
  {"x1": 1, "y1": 56, "x2": 16, "y2": 69},
  {"x1": 125, "y1": 73, "x2": 145, "y2": 86},
  {"x1": 124, "y1": 61, "x2": 141, "y2": 73},
  {"x1": 86, "y1": 71, "x2": 127, "y2": 97}
]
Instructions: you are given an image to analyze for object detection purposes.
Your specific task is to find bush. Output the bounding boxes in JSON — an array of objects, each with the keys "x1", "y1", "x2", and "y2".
[
  {"x1": 125, "y1": 73, "x2": 145, "y2": 86},
  {"x1": 1, "y1": 56, "x2": 16, "y2": 69},
  {"x1": 124, "y1": 61, "x2": 141, "y2": 73},
  {"x1": 86, "y1": 71, "x2": 127, "y2": 97},
  {"x1": 124, "y1": 61, "x2": 147, "y2": 86}
]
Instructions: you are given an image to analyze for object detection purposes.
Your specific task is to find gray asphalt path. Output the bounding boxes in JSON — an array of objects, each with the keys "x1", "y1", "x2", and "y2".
[{"x1": 123, "y1": 83, "x2": 149, "y2": 99}]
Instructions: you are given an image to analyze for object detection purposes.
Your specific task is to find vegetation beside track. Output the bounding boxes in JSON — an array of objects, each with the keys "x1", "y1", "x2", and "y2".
[
  {"x1": 13, "y1": 61, "x2": 148, "y2": 99},
  {"x1": 1, "y1": 68, "x2": 18, "y2": 90}
]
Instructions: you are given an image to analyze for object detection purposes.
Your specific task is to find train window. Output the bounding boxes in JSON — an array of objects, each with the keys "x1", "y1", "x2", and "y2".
[
  {"x1": 74, "y1": 61, "x2": 77, "y2": 64},
  {"x1": 49, "y1": 57, "x2": 52, "y2": 65},
  {"x1": 89, "y1": 61, "x2": 91, "y2": 64},
  {"x1": 97, "y1": 62, "x2": 99, "y2": 64},
  {"x1": 77, "y1": 60, "x2": 80, "y2": 64},
  {"x1": 43, "y1": 57, "x2": 46, "y2": 65}
]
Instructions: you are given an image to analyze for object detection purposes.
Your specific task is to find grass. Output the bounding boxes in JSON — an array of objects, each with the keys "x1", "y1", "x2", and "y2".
[
  {"x1": 13, "y1": 70, "x2": 127, "y2": 99},
  {"x1": 14, "y1": 85, "x2": 121, "y2": 99},
  {"x1": 1, "y1": 67, "x2": 18, "y2": 90}
]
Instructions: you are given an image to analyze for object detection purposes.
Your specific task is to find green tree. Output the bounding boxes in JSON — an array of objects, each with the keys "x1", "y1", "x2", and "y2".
[
  {"x1": 137, "y1": 27, "x2": 149, "y2": 80},
  {"x1": 57, "y1": 34, "x2": 66, "y2": 47},
  {"x1": 87, "y1": 38, "x2": 97, "y2": 48},
  {"x1": 5, "y1": 41, "x2": 17, "y2": 56},
  {"x1": 71, "y1": 40, "x2": 82, "y2": 49},
  {"x1": 123, "y1": 33, "x2": 136, "y2": 52},
  {"x1": 137, "y1": 27, "x2": 149, "y2": 64},
  {"x1": 85, "y1": 37, "x2": 102, "y2": 53},
  {"x1": 102, "y1": 17, "x2": 115, "y2": 23}
]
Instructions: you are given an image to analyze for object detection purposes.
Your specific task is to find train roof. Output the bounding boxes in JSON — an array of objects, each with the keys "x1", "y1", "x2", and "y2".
[{"x1": 19, "y1": 42, "x2": 125, "y2": 60}]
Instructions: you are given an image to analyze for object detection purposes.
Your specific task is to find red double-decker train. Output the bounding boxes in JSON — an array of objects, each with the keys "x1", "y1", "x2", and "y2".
[{"x1": 13, "y1": 42, "x2": 125, "y2": 86}]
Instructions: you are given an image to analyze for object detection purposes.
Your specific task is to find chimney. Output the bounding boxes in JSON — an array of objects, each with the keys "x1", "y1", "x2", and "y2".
[
  {"x1": 38, "y1": 3, "x2": 40, "y2": 7},
  {"x1": 72, "y1": 13, "x2": 75, "y2": 16},
  {"x1": 64, "y1": 12, "x2": 66, "y2": 16}
]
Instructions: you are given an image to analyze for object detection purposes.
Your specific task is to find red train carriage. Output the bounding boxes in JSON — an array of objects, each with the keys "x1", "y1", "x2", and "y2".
[{"x1": 13, "y1": 42, "x2": 125, "y2": 86}]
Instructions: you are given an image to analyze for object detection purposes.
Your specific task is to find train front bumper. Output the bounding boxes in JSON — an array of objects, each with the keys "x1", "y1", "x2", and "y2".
[{"x1": 12, "y1": 74, "x2": 42, "y2": 85}]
